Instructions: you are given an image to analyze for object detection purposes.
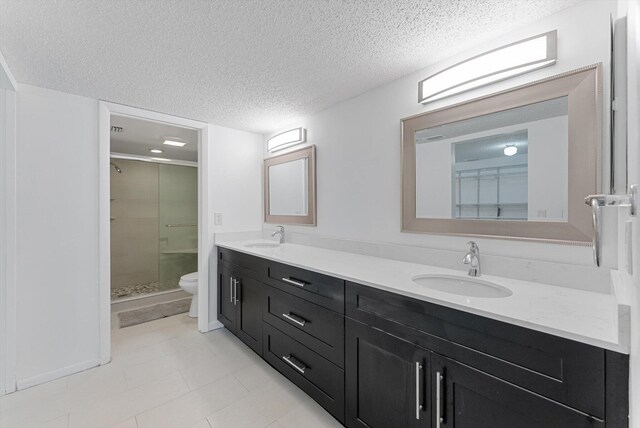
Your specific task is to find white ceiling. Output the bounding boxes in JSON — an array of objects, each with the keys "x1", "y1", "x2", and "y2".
[
  {"x1": 110, "y1": 115, "x2": 199, "y2": 162},
  {"x1": 0, "y1": 0, "x2": 581, "y2": 134}
]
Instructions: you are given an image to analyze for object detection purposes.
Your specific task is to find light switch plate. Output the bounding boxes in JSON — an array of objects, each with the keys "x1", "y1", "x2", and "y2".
[{"x1": 214, "y1": 212, "x2": 223, "y2": 225}]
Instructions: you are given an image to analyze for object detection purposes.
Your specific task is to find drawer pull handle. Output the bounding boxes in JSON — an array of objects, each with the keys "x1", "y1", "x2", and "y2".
[
  {"x1": 282, "y1": 355, "x2": 306, "y2": 374},
  {"x1": 282, "y1": 312, "x2": 307, "y2": 327},
  {"x1": 281, "y1": 277, "x2": 306, "y2": 287},
  {"x1": 415, "y1": 362, "x2": 423, "y2": 420},
  {"x1": 436, "y1": 371, "x2": 444, "y2": 427},
  {"x1": 229, "y1": 277, "x2": 234, "y2": 303}
]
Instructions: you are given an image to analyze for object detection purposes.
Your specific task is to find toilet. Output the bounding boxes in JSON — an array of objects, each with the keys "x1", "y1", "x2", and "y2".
[{"x1": 179, "y1": 272, "x2": 198, "y2": 317}]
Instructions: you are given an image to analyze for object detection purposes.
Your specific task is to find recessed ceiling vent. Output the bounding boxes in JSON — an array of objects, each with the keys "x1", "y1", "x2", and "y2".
[{"x1": 110, "y1": 126, "x2": 124, "y2": 133}]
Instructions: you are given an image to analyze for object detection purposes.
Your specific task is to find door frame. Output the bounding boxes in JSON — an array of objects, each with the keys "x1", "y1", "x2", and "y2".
[
  {"x1": 98, "y1": 101, "x2": 211, "y2": 365},
  {"x1": 0, "y1": 52, "x2": 17, "y2": 395}
]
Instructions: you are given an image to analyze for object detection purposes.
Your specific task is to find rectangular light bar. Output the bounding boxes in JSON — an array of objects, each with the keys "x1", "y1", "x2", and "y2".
[
  {"x1": 163, "y1": 139, "x2": 186, "y2": 147},
  {"x1": 267, "y1": 127, "x2": 306, "y2": 152},
  {"x1": 419, "y1": 30, "x2": 557, "y2": 104}
]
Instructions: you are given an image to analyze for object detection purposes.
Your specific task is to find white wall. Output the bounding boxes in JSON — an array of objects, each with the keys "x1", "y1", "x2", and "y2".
[
  {"x1": 264, "y1": 0, "x2": 615, "y2": 267},
  {"x1": 415, "y1": 140, "x2": 452, "y2": 218},
  {"x1": 0, "y1": 51, "x2": 17, "y2": 395},
  {"x1": 527, "y1": 116, "x2": 569, "y2": 221},
  {"x1": 208, "y1": 124, "x2": 263, "y2": 328},
  {"x1": 15, "y1": 85, "x2": 100, "y2": 388},
  {"x1": 8, "y1": 86, "x2": 263, "y2": 388}
]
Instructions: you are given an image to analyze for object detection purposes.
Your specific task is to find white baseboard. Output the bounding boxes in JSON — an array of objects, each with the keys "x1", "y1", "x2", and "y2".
[
  {"x1": 16, "y1": 358, "x2": 100, "y2": 390},
  {"x1": 207, "y1": 320, "x2": 224, "y2": 332}
]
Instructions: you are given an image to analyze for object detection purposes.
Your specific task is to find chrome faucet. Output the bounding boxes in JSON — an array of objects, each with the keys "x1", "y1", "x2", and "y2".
[
  {"x1": 462, "y1": 241, "x2": 480, "y2": 277},
  {"x1": 271, "y1": 225, "x2": 285, "y2": 244}
]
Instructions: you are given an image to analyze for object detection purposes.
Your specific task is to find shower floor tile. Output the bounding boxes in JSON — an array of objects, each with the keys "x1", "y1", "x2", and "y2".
[{"x1": 111, "y1": 282, "x2": 177, "y2": 299}]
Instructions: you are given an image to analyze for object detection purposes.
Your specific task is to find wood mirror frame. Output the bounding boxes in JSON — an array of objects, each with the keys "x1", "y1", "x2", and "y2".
[
  {"x1": 264, "y1": 145, "x2": 317, "y2": 226},
  {"x1": 402, "y1": 64, "x2": 602, "y2": 243}
]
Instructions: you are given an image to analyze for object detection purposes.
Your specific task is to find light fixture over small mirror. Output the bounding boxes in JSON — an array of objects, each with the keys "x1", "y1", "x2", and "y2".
[
  {"x1": 267, "y1": 127, "x2": 307, "y2": 152},
  {"x1": 418, "y1": 30, "x2": 557, "y2": 104}
]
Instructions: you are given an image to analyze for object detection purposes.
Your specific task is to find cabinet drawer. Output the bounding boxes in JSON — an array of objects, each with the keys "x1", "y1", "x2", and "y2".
[
  {"x1": 266, "y1": 261, "x2": 344, "y2": 313},
  {"x1": 264, "y1": 285, "x2": 344, "y2": 367},
  {"x1": 218, "y1": 247, "x2": 268, "y2": 276},
  {"x1": 346, "y1": 282, "x2": 606, "y2": 419},
  {"x1": 263, "y1": 323, "x2": 345, "y2": 423}
]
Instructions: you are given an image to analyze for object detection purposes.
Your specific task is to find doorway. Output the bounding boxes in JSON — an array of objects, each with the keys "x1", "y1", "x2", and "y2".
[{"x1": 98, "y1": 102, "x2": 211, "y2": 364}]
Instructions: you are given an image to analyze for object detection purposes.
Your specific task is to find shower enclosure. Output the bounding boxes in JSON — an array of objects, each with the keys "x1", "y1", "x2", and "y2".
[{"x1": 110, "y1": 159, "x2": 197, "y2": 300}]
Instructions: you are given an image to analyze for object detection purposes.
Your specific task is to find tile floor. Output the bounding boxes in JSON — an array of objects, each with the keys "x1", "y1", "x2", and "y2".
[{"x1": 0, "y1": 314, "x2": 343, "y2": 428}]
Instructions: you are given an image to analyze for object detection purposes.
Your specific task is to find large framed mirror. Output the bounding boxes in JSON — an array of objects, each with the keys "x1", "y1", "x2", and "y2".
[
  {"x1": 264, "y1": 145, "x2": 316, "y2": 225},
  {"x1": 402, "y1": 64, "x2": 602, "y2": 243}
]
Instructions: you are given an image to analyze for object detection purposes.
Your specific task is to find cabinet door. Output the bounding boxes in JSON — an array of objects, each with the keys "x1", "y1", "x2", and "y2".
[
  {"x1": 346, "y1": 319, "x2": 430, "y2": 428},
  {"x1": 431, "y1": 354, "x2": 604, "y2": 428},
  {"x1": 235, "y1": 275, "x2": 263, "y2": 355},
  {"x1": 218, "y1": 266, "x2": 237, "y2": 332}
]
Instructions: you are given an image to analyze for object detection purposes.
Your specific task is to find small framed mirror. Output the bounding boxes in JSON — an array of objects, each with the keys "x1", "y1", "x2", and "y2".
[
  {"x1": 402, "y1": 64, "x2": 602, "y2": 243},
  {"x1": 264, "y1": 145, "x2": 316, "y2": 225}
]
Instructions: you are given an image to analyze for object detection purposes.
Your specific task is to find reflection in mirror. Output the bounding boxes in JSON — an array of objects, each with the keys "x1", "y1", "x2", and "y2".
[
  {"x1": 269, "y1": 158, "x2": 309, "y2": 216},
  {"x1": 264, "y1": 145, "x2": 316, "y2": 226},
  {"x1": 415, "y1": 97, "x2": 568, "y2": 222},
  {"x1": 453, "y1": 131, "x2": 529, "y2": 220}
]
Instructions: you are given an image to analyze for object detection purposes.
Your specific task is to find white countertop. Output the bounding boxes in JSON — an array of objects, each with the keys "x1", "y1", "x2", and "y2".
[{"x1": 216, "y1": 239, "x2": 629, "y2": 354}]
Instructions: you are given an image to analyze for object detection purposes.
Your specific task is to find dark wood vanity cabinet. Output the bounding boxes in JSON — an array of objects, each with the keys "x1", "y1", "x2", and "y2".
[
  {"x1": 217, "y1": 247, "x2": 629, "y2": 428},
  {"x1": 217, "y1": 263, "x2": 263, "y2": 355},
  {"x1": 431, "y1": 354, "x2": 604, "y2": 428},
  {"x1": 218, "y1": 247, "x2": 346, "y2": 423},
  {"x1": 345, "y1": 319, "x2": 430, "y2": 428}
]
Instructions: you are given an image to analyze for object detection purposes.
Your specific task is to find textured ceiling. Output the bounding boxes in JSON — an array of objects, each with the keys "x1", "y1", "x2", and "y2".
[{"x1": 0, "y1": 0, "x2": 581, "y2": 134}]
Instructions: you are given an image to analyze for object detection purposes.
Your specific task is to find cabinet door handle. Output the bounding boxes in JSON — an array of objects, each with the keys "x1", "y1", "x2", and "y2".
[
  {"x1": 415, "y1": 362, "x2": 423, "y2": 420},
  {"x1": 282, "y1": 355, "x2": 306, "y2": 374},
  {"x1": 436, "y1": 371, "x2": 444, "y2": 427},
  {"x1": 233, "y1": 279, "x2": 239, "y2": 305},
  {"x1": 282, "y1": 312, "x2": 307, "y2": 327},
  {"x1": 229, "y1": 277, "x2": 234, "y2": 303},
  {"x1": 281, "y1": 277, "x2": 306, "y2": 287}
]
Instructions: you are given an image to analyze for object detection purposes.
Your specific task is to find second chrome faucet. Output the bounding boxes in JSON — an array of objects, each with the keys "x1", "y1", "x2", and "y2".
[
  {"x1": 462, "y1": 241, "x2": 480, "y2": 277},
  {"x1": 271, "y1": 225, "x2": 285, "y2": 244}
]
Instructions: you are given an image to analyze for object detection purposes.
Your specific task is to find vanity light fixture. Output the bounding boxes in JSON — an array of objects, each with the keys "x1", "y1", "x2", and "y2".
[
  {"x1": 163, "y1": 138, "x2": 187, "y2": 147},
  {"x1": 418, "y1": 30, "x2": 557, "y2": 104},
  {"x1": 503, "y1": 145, "x2": 518, "y2": 156},
  {"x1": 150, "y1": 157, "x2": 172, "y2": 162},
  {"x1": 267, "y1": 127, "x2": 306, "y2": 153},
  {"x1": 149, "y1": 149, "x2": 163, "y2": 154}
]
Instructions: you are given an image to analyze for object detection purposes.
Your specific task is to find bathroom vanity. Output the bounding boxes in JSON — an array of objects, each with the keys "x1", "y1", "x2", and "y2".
[{"x1": 216, "y1": 242, "x2": 629, "y2": 428}]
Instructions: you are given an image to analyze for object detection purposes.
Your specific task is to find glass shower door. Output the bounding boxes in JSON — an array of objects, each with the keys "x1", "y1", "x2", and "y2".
[{"x1": 158, "y1": 164, "x2": 198, "y2": 292}]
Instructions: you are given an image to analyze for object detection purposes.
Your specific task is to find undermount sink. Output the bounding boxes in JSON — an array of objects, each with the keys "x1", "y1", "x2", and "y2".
[
  {"x1": 412, "y1": 274, "x2": 512, "y2": 298},
  {"x1": 245, "y1": 242, "x2": 280, "y2": 248}
]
